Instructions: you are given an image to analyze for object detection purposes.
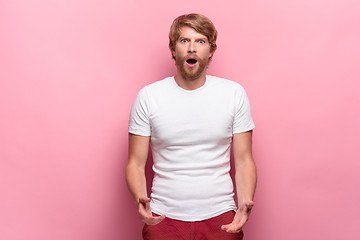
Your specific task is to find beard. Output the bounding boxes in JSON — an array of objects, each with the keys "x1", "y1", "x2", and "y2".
[{"x1": 175, "y1": 54, "x2": 209, "y2": 80}]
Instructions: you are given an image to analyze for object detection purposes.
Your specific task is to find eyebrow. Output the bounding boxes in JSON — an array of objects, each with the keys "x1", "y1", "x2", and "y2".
[{"x1": 178, "y1": 37, "x2": 207, "y2": 41}]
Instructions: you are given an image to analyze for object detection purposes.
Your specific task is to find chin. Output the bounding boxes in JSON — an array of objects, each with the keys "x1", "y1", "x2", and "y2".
[{"x1": 180, "y1": 65, "x2": 207, "y2": 81}]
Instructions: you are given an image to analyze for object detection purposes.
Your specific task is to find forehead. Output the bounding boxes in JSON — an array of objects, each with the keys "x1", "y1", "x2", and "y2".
[{"x1": 179, "y1": 26, "x2": 208, "y2": 39}]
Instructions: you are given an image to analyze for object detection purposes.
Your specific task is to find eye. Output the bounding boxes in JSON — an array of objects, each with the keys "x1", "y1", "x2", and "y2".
[
  {"x1": 199, "y1": 40, "x2": 205, "y2": 44},
  {"x1": 181, "y1": 39, "x2": 188, "y2": 43}
]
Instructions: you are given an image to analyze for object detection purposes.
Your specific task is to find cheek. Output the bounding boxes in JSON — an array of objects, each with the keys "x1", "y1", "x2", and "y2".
[
  {"x1": 200, "y1": 50, "x2": 212, "y2": 60},
  {"x1": 175, "y1": 47, "x2": 186, "y2": 55}
]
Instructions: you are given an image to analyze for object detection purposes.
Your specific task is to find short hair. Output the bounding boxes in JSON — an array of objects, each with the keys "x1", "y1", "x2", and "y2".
[{"x1": 169, "y1": 13, "x2": 218, "y2": 60}]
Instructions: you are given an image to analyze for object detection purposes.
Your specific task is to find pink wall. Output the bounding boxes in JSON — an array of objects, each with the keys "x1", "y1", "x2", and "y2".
[{"x1": 1, "y1": 0, "x2": 359, "y2": 239}]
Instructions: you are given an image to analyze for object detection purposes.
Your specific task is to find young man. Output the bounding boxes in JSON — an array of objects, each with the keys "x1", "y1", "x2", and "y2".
[{"x1": 126, "y1": 13, "x2": 257, "y2": 240}]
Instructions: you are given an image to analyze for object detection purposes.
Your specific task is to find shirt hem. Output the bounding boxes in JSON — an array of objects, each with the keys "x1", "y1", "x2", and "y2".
[
  {"x1": 151, "y1": 206, "x2": 237, "y2": 222},
  {"x1": 232, "y1": 125, "x2": 255, "y2": 134},
  {"x1": 128, "y1": 129, "x2": 150, "y2": 136}
]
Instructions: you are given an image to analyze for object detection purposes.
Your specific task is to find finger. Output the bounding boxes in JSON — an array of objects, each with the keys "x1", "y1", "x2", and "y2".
[
  {"x1": 221, "y1": 223, "x2": 232, "y2": 231},
  {"x1": 147, "y1": 215, "x2": 166, "y2": 225},
  {"x1": 227, "y1": 219, "x2": 247, "y2": 233},
  {"x1": 223, "y1": 222, "x2": 243, "y2": 233},
  {"x1": 152, "y1": 214, "x2": 166, "y2": 223},
  {"x1": 245, "y1": 202, "x2": 254, "y2": 210},
  {"x1": 138, "y1": 203, "x2": 155, "y2": 221},
  {"x1": 222, "y1": 214, "x2": 249, "y2": 232},
  {"x1": 222, "y1": 224, "x2": 241, "y2": 233},
  {"x1": 226, "y1": 228, "x2": 242, "y2": 233},
  {"x1": 138, "y1": 203, "x2": 149, "y2": 216},
  {"x1": 138, "y1": 197, "x2": 151, "y2": 204},
  {"x1": 138, "y1": 197, "x2": 151, "y2": 211}
]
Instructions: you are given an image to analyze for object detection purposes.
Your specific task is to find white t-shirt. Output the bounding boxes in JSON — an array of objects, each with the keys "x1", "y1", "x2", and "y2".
[{"x1": 128, "y1": 75, "x2": 255, "y2": 221}]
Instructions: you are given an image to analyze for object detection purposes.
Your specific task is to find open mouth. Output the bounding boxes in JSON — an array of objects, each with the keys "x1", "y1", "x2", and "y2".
[{"x1": 186, "y1": 58, "x2": 198, "y2": 64}]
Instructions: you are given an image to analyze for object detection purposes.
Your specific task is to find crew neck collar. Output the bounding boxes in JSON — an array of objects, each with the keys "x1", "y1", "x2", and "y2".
[{"x1": 171, "y1": 75, "x2": 210, "y2": 93}]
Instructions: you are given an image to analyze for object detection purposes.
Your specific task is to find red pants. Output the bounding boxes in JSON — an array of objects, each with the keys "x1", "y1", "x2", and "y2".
[{"x1": 142, "y1": 211, "x2": 244, "y2": 240}]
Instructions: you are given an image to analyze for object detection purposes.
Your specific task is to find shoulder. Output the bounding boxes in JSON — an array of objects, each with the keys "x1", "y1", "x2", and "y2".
[
  {"x1": 143, "y1": 77, "x2": 173, "y2": 92},
  {"x1": 134, "y1": 77, "x2": 172, "y2": 100},
  {"x1": 207, "y1": 75, "x2": 246, "y2": 93}
]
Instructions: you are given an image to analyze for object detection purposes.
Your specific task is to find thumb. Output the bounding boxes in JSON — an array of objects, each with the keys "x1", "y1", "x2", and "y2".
[
  {"x1": 246, "y1": 201, "x2": 254, "y2": 209},
  {"x1": 138, "y1": 196, "x2": 151, "y2": 204}
]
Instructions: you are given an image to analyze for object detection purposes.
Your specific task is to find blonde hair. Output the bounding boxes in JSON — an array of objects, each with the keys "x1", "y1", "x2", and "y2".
[{"x1": 169, "y1": 13, "x2": 218, "y2": 60}]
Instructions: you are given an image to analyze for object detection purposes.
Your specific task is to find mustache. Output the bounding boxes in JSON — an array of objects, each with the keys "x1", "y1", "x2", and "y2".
[
  {"x1": 184, "y1": 54, "x2": 199, "y2": 60},
  {"x1": 177, "y1": 55, "x2": 201, "y2": 63}
]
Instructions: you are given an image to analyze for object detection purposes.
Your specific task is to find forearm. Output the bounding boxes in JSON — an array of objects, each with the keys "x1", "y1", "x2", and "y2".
[
  {"x1": 126, "y1": 161, "x2": 148, "y2": 204},
  {"x1": 126, "y1": 134, "x2": 150, "y2": 204},
  {"x1": 222, "y1": 130, "x2": 257, "y2": 233},
  {"x1": 235, "y1": 156, "x2": 257, "y2": 206}
]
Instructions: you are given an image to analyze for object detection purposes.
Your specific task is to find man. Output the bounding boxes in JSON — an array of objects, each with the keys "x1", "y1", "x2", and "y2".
[{"x1": 126, "y1": 13, "x2": 257, "y2": 240}]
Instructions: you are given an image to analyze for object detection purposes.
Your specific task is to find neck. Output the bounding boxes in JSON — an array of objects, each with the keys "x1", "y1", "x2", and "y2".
[{"x1": 174, "y1": 71, "x2": 207, "y2": 91}]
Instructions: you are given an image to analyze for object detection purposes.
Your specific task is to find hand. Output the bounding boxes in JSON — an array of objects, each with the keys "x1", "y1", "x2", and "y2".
[
  {"x1": 137, "y1": 196, "x2": 165, "y2": 225},
  {"x1": 221, "y1": 201, "x2": 254, "y2": 233}
]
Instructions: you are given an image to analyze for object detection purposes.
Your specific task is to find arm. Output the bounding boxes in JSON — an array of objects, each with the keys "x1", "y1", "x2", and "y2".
[
  {"x1": 125, "y1": 133, "x2": 165, "y2": 225},
  {"x1": 221, "y1": 130, "x2": 257, "y2": 233}
]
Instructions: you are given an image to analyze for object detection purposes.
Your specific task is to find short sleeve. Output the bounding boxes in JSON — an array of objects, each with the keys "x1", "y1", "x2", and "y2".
[
  {"x1": 233, "y1": 85, "x2": 255, "y2": 134},
  {"x1": 128, "y1": 88, "x2": 151, "y2": 136}
]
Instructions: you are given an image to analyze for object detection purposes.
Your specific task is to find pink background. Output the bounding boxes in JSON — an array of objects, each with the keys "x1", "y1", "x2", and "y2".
[{"x1": 1, "y1": 0, "x2": 359, "y2": 239}]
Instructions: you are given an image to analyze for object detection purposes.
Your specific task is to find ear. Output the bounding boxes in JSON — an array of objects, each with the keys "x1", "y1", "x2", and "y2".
[
  {"x1": 171, "y1": 50, "x2": 176, "y2": 59},
  {"x1": 209, "y1": 51, "x2": 214, "y2": 59}
]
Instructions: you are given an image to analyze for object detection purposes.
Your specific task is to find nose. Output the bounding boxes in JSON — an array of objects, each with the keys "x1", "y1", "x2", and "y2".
[{"x1": 188, "y1": 41, "x2": 196, "y2": 53}]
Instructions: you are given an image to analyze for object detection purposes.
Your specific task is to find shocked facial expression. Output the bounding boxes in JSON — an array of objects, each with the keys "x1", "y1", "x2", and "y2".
[{"x1": 172, "y1": 26, "x2": 213, "y2": 80}]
